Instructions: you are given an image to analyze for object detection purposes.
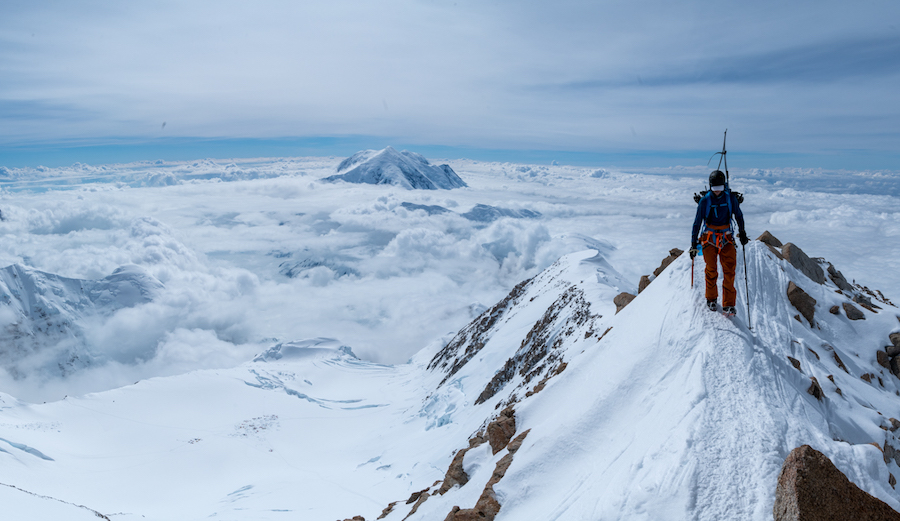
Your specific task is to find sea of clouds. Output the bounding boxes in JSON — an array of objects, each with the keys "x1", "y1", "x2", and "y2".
[{"x1": 0, "y1": 157, "x2": 898, "y2": 402}]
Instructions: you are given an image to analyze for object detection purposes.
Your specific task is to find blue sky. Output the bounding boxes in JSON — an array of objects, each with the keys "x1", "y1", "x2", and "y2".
[{"x1": 1, "y1": 0, "x2": 898, "y2": 169}]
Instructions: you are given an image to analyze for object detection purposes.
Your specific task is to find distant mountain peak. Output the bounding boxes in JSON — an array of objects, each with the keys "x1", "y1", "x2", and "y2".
[{"x1": 324, "y1": 147, "x2": 467, "y2": 190}]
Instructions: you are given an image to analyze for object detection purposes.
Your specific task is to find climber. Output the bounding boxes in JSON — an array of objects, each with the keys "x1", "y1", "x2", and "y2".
[{"x1": 689, "y1": 169, "x2": 749, "y2": 315}]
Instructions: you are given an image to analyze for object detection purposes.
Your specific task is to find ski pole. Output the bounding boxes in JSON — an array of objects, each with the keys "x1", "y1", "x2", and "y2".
[{"x1": 742, "y1": 242, "x2": 751, "y2": 330}]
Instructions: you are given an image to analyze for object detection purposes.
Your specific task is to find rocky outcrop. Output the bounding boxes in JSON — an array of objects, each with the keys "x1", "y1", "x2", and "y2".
[
  {"x1": 487, "y1": 407, "x2": 517, "y2": 455},
  {"x1": 475, "y1": 286, "x2": 596, "y2": 405},
  {"x1": 429, "y1": 278, "x2": 533, "y2": 386},
  {"x1": 773, "y1": 445, "x2": 900, "y2": 521},
  {"x1": 782, "y1": 243, "x2": 826, "y2": 284},
  {"x1": 636, "y1": 249, "x2": 682, "y2": 294},
  {"x1": 884, "y1": 333, "x2": 900, "y2": 379},
  {"x1": 437, "y1": 450, "x2": 471, "y2": 494},
  {"x1": 878, "y1": 350, "x2": 890, "y2": 369},
  {"x1": 444, "y1": 430, "x2": 531, "y2": 521},
  {"x1": 827, "y1": 264, "x2": 854, "y2": 292},
  {"x1": 653, "y1": 249, "x2": 683, "y2": 277},
  {"x1": 807, "y1": 377, "x2": 824, "y2": 400},
  {"x1": 842, "y1": 302, "x2": 866, "y2": 320},
  {"x1": 614, "y1": 292, "x2": 636, "y2": 314},
  {"x1": 788, "y1": 282, "x2": 817, "y2": 327},
  {"x1": 758, "y1": 230, "x2": 784, "y2": 249},
  {"x1": 638, "y1": 275, "x2": 651, "y2": 293},
  {"x1": 758, "y1": 231, "x2": 785, "y2": 259}
]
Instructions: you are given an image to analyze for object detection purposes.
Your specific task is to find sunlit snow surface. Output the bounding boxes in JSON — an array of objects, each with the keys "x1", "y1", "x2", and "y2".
[
  {"x1": 0, "y1": 156, "x2": 899, "y2": 518},
  {"x1": 0, "y1": 244, "x2": 899, "y2": 520},
  {"x1": 0, "y1": 157, "x2": 898, "y2": 402}
]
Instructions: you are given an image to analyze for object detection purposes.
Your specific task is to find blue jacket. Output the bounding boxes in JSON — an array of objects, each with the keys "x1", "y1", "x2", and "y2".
[{"x1": 691, "y1": 190, "x2": 745, "y2": 245}]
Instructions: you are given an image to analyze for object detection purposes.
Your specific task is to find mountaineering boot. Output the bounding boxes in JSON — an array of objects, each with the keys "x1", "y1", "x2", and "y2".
[
  {"x1": 722, "y1": 306, "x2": 737, "y2": 316},
  {"x1": 707, "y1": 300, "x2": 717, "y2": 312}
]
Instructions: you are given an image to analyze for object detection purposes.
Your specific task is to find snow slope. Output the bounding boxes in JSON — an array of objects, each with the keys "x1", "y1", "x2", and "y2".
[
  {"x1": 323, "y1": 146, "x2": 467, "y2": 189},
  {"x1": 0, "y1": 264, "x2": 163, "y2": 378},
  {"x1": 0, "y1": 239, "x2": 899, "y2": 520}
]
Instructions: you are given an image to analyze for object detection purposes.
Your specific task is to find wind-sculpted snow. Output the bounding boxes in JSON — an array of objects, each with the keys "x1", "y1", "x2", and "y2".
[{"x1": 323, "y1": 147, "x2": 467, "y2": 190}]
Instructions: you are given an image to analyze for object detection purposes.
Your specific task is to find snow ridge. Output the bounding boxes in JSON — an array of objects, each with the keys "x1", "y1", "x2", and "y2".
[{"x1": 1, "y1": 240, "x2": 899, "y2": 521}]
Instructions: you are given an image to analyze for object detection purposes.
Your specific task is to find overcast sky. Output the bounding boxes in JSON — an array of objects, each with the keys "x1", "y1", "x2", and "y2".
[{"x1": 1, "y1": 0, "x2": 898, "y2": 168}]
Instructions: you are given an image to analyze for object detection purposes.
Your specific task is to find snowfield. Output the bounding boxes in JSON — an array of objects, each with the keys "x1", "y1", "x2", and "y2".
[
  {"x1": 0, "y1": 155, "x2": 899, "y2": 519},
  {"x1": 1, "y1": 241, "x2": 899, "y2": 520}
]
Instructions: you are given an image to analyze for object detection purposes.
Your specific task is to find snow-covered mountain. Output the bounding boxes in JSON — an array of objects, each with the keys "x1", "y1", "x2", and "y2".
[
  {"x1": 0, "y1": 264, "x2": 163, "y2": 378},
  {"x1": 323, "y1": 147, "x2": 467, "y2": 189},
  {"x1": 0, "y1": 236, "x2": 899, "y2": 520}
]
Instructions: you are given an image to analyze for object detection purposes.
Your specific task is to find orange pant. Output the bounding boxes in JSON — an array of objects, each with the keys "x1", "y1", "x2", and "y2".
[{"x1": 703, "y1": 242, "x2": 737, "y2": 306}]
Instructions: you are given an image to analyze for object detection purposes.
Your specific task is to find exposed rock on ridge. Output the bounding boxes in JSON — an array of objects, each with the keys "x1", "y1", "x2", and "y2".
[{"x1": 774, "y1": 445, "x2": 900, "y2": 521}]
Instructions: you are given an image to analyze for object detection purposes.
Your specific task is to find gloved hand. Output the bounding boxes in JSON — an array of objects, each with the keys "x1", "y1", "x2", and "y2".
[
  {"x1": 739, "y1": 231, "x2": 749, "y2": 245},
  {"x1": 689, "y1": 242, "x2": 699, "y2": 259}
]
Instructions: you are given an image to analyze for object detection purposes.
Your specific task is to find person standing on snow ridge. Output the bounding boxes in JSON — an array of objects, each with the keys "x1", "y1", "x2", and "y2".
[{"x1": 689, "y1": 170, "x2": 749, "y2": 315}]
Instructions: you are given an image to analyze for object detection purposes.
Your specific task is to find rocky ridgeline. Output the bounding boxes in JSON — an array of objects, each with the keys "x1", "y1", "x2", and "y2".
[
  {"x1": 338, "y1": 408, "x2": 531, "y2": 521},
  {"x1": 774, "y1": 445, "x2": 900, "y2": 521},
  {"x1": 341, "y1": 237, "x2": 900, "y2": 521},
  {"x1": 755, "y1": 231, "x2": 900, "y2": 384}
]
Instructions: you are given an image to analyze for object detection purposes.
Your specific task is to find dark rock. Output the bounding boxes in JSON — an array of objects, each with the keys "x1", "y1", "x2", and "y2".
[
  {"x1": 474, "y1": 287, "x2": 594, "y2": 405},
  {"x1": 638, "y1": 275, "x2": 651, "y2": 293},
  {"x1": 788, "y1": 282, "x2": 817, "y2": 327},
  {"x1": 782, "y1": 243, "x2": 826, "y2": 284},
  {"x1": 404, "y1": 491, "x2": 431, "y2": 519},
  {"x1": 758, "y1": 230, "x2": 783, "y2": 248},
  {"x1": 614, "y1": 292, "x2": 636, "y2": 314},
  {"x1": 832, "y1": 351, "x2": 849, "y2": 374},
  {"x1": 444, "y1": 430, "x2": 530, "y2": 521},
  {"x1": 773, "y1": 445, "x2": 900, "y2": 521},
  {"x1": 807, "y1": 377, "x2": 824, "y2": 400},
  {"x1": 878, "y1": 350, "x2": 890, "y2": 369},
  {"x1": 889, "y1": 418, "x2": 900, "y2": 432},
  {"x1": 888, "y1": 340, "x2": 900, "y2": 358},
  {"x1": 854, "y1": 294, "x2": 880, "y2": 313},
  {"x1": 429, "y1": 278, "x2": 533, "y2": 385},
  {"x1": 842, "y1": 302, "x2": 865, "y2": 320},
  {"x1": 886, "y1": 441, "x2": 898, "y2": 465},
  {"x1": 891, "y1": 356, "x2": 900, "y2": 379},
  {"x1": 438, "y1": 449, "x2": 469, "y2": 494},
  {"x1": 891, "y1": 332, "x2": 900, "y2": 351},
  {"x1": 862, "y1": 373, "x2": 874, "y2": 383},
  {"x1": 652, "y1": 249, "x2": 683, "y2": 277},
  {"x1": 788, "y1": 357, "x2": 802, "y2": 371},
  {"x1": 487, "y1": 407, "x2": 516, "y2": 455},
  {"x1": 829, "y1": 305, "x2": 840, "y2": 315},
  {"x1": 377, "y1": 502, "x2": 398, "y2": 519},
  {"x1": 768, "y1": 244, "x2": 786, "y2": 260},
  {"x1": 339, "y1": 517, "x2": 366, "y2": 521},
  {"x1": 827, "y1": 264, "x2": 854, "y2": 292}
]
